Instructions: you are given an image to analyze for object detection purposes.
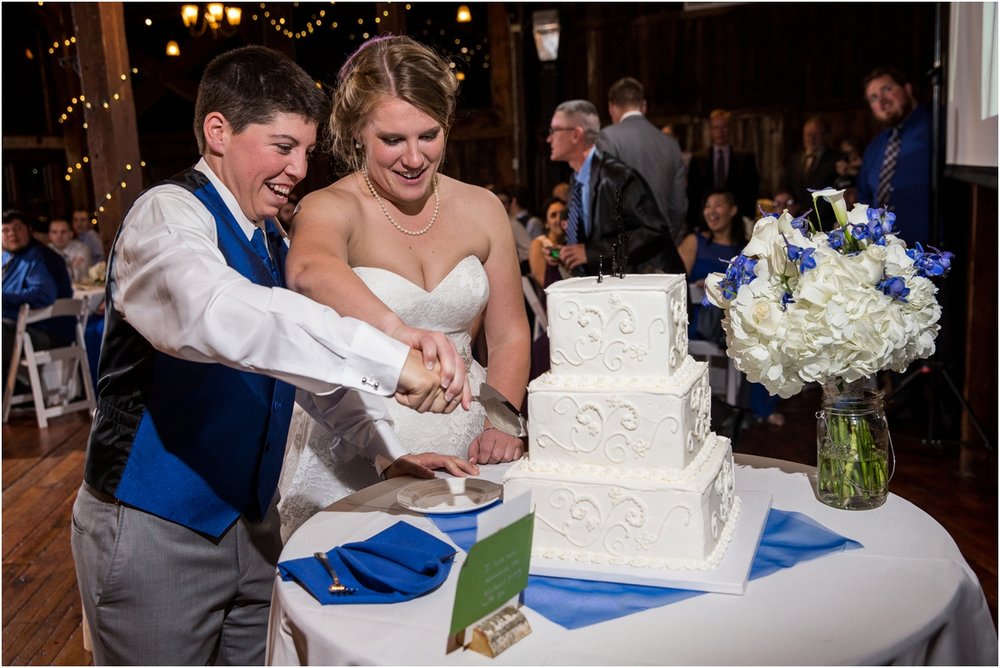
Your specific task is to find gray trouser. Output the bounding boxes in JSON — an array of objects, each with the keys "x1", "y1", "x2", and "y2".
[{"x1": 70, "y1": 484, "x2": 282, "y2": 665}]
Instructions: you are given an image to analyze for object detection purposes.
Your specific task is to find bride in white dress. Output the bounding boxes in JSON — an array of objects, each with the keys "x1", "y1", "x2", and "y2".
[{"x1": 278, "y1": 36, "x2": 531, "y2": 538}]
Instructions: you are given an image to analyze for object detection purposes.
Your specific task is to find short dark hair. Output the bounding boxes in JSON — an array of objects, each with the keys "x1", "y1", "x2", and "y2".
[
  {"x1": 2, "y1": 210, "x2": 28, "y2": 226},
  {"x1": 193, "y1": 46, "x2": 329, "y2": 154},
  {"x1": 608, "y1": 77, "x2": 644, "y2": 108},
  {"x1": 862, "y1": 66, "x2": 910, "y2": 91}
]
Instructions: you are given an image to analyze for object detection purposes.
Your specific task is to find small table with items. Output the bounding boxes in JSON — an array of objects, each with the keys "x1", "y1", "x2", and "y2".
[{"x1": 266, "y1": 455, "x2": 997, "y2": 665}]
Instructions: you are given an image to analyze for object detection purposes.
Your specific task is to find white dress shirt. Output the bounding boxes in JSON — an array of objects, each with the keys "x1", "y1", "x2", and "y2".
[{"x1": 111, "y1": 158, "x2": 411, "y2": 465}]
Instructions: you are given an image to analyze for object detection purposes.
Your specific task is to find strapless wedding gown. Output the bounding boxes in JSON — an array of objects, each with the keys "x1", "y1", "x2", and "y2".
[{"x1": 278, "y1": 255, "x2": 489, "y2": 539}]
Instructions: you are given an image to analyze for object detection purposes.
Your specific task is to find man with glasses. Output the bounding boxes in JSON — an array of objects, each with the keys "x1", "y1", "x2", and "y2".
[
  {"x1": 547, "y1": 99, "x2": 683, "y2": 277},
  {"x1": 855, "y1": 67, "x2": 931, "y2": 243}
]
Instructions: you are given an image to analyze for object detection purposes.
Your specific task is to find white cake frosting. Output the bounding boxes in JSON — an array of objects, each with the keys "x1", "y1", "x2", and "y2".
[{"x1": 504, "y1": 274, "x2": 740, "y2": 578}]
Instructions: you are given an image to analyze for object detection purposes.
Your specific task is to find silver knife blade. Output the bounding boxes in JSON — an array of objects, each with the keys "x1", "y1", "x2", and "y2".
[{"x1": 472, "y1": 382, "x2": 527, "y2": 438}]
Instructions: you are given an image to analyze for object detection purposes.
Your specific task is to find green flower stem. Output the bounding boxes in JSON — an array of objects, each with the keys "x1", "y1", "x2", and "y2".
[{"x1": 818, "y1": 406, "x2": 889, "y2": 509}]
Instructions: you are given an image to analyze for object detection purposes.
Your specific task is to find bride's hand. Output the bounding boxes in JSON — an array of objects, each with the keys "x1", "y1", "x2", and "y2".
[
  {"x1": 389, "y1": 324, "x2": 472, "y2": 410},
  {"x1": 468, "y1": 427, "x2": 525, "y2": 465},
  {"x1": 384, "y1": 452, "x2": 480, "y2": 479}
]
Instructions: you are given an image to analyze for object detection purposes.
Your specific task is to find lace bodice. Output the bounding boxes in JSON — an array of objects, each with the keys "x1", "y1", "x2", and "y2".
[{"x1": 278, "y1": 255, "x2": 490, "y2": 540}]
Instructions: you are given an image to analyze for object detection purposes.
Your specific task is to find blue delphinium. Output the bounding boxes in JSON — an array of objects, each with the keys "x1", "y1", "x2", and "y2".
[
  {"x1": 783, "y1": 235, "x2": 817, "y2": 273},
  {"x1": 877, "y1": 274, "x2": 910, "y2": 302},
  {"x1": 702, "y1": 254, "x2": 757, "y2": 306},
  {"x1": 907, "y1": 242, "x2": 954, "y2": 278}
]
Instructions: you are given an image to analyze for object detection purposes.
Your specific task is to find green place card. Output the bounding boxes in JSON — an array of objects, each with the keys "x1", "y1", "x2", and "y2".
[{"x1": 449, "y1": 512, "x2": 534, "y2": 635}]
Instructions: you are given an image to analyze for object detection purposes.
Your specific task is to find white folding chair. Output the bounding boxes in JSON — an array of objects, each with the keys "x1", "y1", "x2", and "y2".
[
  {"x1": 687, "y1": 283, "x2": 741, "y2": 406},
  {"x1": 2, "y1": 297, "x2": 97, "y2": 428},
  {"x1": 521, "y1": 275, "x2": 548, "y2": 342}
]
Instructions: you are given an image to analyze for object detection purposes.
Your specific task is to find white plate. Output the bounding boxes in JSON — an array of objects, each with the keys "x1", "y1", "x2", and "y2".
[{"x1": 396, "y1": 478, "x2": 503, "y2": 515}]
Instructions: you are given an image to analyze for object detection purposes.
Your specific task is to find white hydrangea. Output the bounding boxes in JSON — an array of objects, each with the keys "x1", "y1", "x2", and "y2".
[{"x1": 705, "y1": 191, "x2": 945, "y2": 399}]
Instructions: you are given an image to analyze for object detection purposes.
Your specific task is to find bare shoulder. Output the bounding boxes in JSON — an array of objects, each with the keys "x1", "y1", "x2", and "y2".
[
  {"x1": 294, "y1": 174, "x2": 365, "y2": 232},
  {"x1": 438, "y1": 175, "x2": 507, "y2": 223}
]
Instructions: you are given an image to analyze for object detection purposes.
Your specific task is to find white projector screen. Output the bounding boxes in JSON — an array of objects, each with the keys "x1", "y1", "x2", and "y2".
[{"x1": 946, "y1": 2, "x2": 998, "y2": 168}]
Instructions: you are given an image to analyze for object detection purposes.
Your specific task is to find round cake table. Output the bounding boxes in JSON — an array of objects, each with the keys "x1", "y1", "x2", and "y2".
[{"x1": 266, "y1": 455, "x2": 997, "y2": 665}]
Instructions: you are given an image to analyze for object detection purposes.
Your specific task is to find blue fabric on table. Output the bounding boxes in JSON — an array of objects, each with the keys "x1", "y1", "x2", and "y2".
[
  {"x1": 278, "y1": 520, "x2": 456, "y2": 605},
  {"x1": 429, "y1": 507, "x2": 862, "y2": 629}
]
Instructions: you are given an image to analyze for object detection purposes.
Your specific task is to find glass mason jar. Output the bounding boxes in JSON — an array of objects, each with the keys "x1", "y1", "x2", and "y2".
[{"x1": 816, "y1": 380, "x2": 894, "y2": 510}]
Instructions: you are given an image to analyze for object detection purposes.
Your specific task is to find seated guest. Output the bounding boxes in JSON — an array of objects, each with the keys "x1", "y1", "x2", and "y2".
[
  {"x1": 2, "y1": 210, "x2": 74, "y2": 381},
  {"x1": 528, "y1": 197, "x2": 568, "y2": 291},
  {"x1": 71, "y1": 208, "x2": 104, "y2": 263},
  {"x1": 678, "y1": 192, "x2": 784, "y2": 427},
  {"x1": 493, "y1": 186, "x2": 535, "y2": 274},
  {"x1": 527, "y1": 199, "x2": 568, "y2": 380},
  {"x1": 48, "y1": 216, "x2": 93, "y2": 283}
]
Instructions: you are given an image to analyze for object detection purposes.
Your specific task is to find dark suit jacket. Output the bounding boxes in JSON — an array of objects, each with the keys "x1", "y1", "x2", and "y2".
[
  {"x1": 580, "y1": 149, "x2": 684, "y2": 276},
  {"x1": 686, "y1": 146, "x2": 759, "y2": 229},
  {"x1": 786, "y1": 147, "x2": 840, "y2": 212},
  {"x1": 597, "y1": 115, "x2": 687, "y2": 244}
]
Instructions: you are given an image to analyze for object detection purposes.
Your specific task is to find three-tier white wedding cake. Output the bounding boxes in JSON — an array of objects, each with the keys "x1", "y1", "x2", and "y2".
[{"x1": 503, "y1": 274, "x2": 741, "y2": 579}]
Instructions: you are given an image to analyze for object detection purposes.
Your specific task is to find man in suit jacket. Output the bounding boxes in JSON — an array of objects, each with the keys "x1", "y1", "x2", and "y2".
[
  {"x1": 597, "y1": 77, "x2": 687, "y2": 244},
  {"x1": 686, "y1": 109, "x2": 759, "y2": 229},
  {"x1": 787, "y1": 116, "x2": 840, "y2": 227},
  {"x1": 548, "y1": 99, "x2": 683, "y2": 277}
]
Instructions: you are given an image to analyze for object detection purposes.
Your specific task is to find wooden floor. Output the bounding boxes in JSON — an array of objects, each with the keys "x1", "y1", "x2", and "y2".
[{"x1": 2, "y1": 386, "x2": 996, "y2": 665}]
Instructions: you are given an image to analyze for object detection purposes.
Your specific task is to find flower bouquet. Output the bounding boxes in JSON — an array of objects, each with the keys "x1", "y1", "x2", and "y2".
[{"x1": 703, "y1": 188, "x2": 952, "y2": 508}]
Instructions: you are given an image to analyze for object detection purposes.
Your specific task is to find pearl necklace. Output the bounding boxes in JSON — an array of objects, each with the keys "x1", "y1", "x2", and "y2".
[{"x1": 362, "y1": 168, "x2": 440, "y2": 237}]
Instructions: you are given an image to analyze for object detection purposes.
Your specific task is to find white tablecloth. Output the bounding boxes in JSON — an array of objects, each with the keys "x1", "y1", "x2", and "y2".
[{"x1": 267, "y1": 455, "x2": 997, "y2": 665}]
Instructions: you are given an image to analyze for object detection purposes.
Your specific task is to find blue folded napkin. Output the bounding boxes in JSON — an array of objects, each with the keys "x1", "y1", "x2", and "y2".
[
  {"x1": 430, "y1": 507, "x2": 862, "y2": 629},
  {"x1": 279, "y1": 521, "x2": 457, "y2": 604}
]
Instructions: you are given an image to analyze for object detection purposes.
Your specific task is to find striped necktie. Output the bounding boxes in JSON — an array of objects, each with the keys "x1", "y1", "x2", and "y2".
[
  {"x1": 876, "y1": 127, "x2": 901, "y2": 207},
  {"x1": 566, "y1": 179, "x2": 584, "y2": 246},
  {"x1": 251, "y1": 227, "x2": 281, "y2": 286}
]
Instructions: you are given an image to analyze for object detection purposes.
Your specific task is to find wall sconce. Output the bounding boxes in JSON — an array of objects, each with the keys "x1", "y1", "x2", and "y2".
[
  {"x1": 181, "y1": 3, "x2": 242, "y2": 38},
  {"x1": 532, "y1": 10, "x2": 560, "y2": 62},
  {"x1": 166, "y1": 40, "x2": 181, "y2": 56},
  {"x1": 456, "y1": 5, "x2": 472, "y2": 23}
]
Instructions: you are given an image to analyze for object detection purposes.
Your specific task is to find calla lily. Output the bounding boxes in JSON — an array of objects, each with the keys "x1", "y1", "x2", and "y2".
[{"x1": 811, "y1": 187, "x2": 849, "y2": 228}]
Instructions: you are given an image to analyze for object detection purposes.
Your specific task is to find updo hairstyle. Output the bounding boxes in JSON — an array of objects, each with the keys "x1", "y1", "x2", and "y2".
[{"x1": 329, "y1": 35, "x2": 459, "y2": 172}]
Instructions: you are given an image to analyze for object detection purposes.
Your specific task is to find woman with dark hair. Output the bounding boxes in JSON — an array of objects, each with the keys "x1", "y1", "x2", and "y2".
[{"x1": 678, "y1": 190, "x2": 783, "y2": 427}]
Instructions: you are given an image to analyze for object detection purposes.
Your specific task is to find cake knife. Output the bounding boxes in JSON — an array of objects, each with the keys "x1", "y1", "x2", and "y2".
[{"x1": 472, "y1": 382, "x2": 527, "y2": 438}]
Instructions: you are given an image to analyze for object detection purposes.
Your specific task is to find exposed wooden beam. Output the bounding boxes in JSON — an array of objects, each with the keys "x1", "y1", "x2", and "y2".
[{"x1": 71, "y1": 2, "x2": 143, "y2": 251}]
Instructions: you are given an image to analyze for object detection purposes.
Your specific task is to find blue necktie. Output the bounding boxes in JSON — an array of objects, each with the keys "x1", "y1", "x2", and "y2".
[
  {"x1": 566, "y1": 180, "x2": 583, "y2": 246},
  {"x1": 251, "y1": 227, "x2": 281, "y2": 286}
]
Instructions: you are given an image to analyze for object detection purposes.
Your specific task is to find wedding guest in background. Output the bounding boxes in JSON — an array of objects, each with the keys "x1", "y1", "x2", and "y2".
[
  {"x1": 276, "y1": 192, "x2": 300, "y2": 236},
  {"x1": 770, "y1": 189, "x2": 800, "y2": 217},
  {"x1": 493, "y1": 185, "x2": 536, "y2": 273},
  {"x1": 551, "y1": 181, "x2": 571, "y2": 203},
  {"x1": 528, "y1": 196, "x2": 568, "y2": 291},
  {"x1": 678, "y1": 191, "x2": 783, "y2": 428},
  {"x1": 686, "y1": 109, "x2": 759, "y2": 230},
  {"x1": 509, "y1": 185, "x2": 545, "y2": 239},
  {"x1": 70, "y1": 45, "x2": 465, "y2": 666},
  {"x1": 547, "y1": 99, "x2": 683, "y2": 277},
  {"x1": 279, "y1": 35, "x2": 529, "y2": 537},
  {"x1": 527, "y1": 199, "x2": 568, "y2": 380},
  {"x1": 598, "y1": 76, "x2": 687, "y2": 244},
  {"x1": 47, "y1": 216, "x2": 92, "y2": 283},
  {"x1": 835, "y1": 137, "x2": 864, "y2": 206},
  {"x1": 71, "y1": 208, "x2": 104, "y2": 262},
  {"x1": 786, "y1": 116, "x2": 839, "y2": 227},
  {"x1": 856, "y1": 66, "x2": 931, "y2": 242},
  {"x1": 2, "y1": 210, "x2": 74, "y2": 385}
]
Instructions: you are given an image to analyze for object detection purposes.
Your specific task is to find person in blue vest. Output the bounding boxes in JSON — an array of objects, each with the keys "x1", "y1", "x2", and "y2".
[{"x1": 70, "y1": 46, "x2": 475, "y2": 666}]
